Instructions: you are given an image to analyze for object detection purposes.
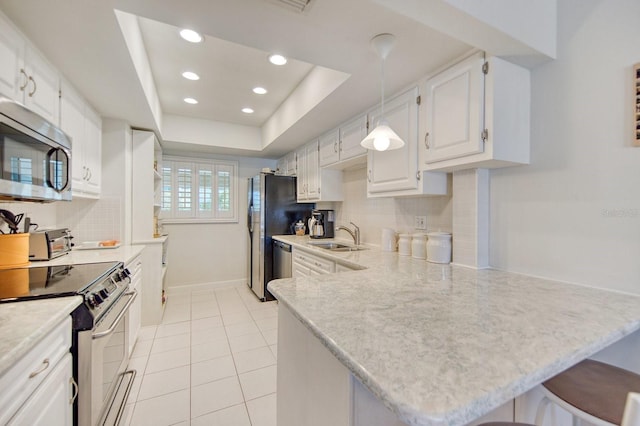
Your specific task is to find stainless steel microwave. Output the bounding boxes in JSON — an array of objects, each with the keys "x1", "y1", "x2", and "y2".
[{"x1": 0, "y1": 94, "x2": 71, "y2": 202}]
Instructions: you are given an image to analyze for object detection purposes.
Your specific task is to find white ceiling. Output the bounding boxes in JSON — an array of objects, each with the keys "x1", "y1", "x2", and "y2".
[{"x1": 0, "y1": 0, "x2": 473, "y2": 158}]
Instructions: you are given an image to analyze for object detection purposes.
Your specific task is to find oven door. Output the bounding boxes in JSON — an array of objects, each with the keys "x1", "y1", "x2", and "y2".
[{"x1": 77, "y1": 289, "x2": 137, "y2": 426}]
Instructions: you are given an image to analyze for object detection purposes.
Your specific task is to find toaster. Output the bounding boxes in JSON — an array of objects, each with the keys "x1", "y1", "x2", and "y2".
[{"x1": 29, "y1": 228, "x2": 72, "y2": 260}]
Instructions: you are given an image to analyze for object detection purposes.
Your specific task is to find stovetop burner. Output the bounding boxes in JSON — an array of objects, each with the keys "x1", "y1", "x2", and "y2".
[{"x1": 0, "y1": 262, "x2": 121, "y2": 302}]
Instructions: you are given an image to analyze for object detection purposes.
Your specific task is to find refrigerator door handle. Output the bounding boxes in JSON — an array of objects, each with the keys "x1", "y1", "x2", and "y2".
[{"x1": 248, "y1": 205, "x2": 254, "y2": 233}]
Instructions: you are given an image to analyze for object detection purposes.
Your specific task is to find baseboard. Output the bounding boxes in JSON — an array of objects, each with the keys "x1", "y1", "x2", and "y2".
[{"x1": 166, "y1": 279, "x2": 246, "y2": 293}]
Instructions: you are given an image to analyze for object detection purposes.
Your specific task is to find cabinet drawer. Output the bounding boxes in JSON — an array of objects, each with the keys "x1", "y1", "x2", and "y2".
[
  {"x1": 0, "y1": 316, "x2": 71, "y2": 425},
  {"x1": 293, "y1": 249, "x2": 335, "y2": 274}
]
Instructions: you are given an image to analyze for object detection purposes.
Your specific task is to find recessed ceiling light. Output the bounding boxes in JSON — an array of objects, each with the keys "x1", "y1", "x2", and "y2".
[
  {"x1": 268, "y1": 54, "x2": 287, "y2": 66},
  {"x1": 184, "y1": 97, "x2": 198, "y2": 104},
  {"x1": 242, "y1": 107, "x2": 254, "y2": 114},
  {"x1": 252, "y1": 87, "x2": 267, "y2": 95},
  {"x1": 179, "y1": 29, "x2": 203, "y2": 43},
  {"x1": 182, "y1": 71, "x2": 200, "y2": 81}
]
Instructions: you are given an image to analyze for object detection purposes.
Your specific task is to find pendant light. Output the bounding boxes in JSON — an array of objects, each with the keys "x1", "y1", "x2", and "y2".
[{"x1": 361, "y1": 33, "x2": 404, "y2": 152}]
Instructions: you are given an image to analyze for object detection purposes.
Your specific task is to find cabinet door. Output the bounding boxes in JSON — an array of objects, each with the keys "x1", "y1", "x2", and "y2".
[
  {"x1": 339, "y1": 115, "x2": 367, "y2": 161},
  {"x1": 306, "y1": 141, "x2": 320, "y2": 199},
  {"x1": 8, "y1": 353, "x2": 73, "y2": 426},
  {"x1": 292, "y1": 262, "x2": 309, "y2": 278},
  {"x1": 60, "y1": 83, "x2": 87, "y2": 194},
  {"x1": 0, "y1": 15, "x2": 25, "y2": 101},
  {"x1": 367, "y1": 87, "x2": 420, "y2": 194},
  {"x1": 23, "y1": 47, "x2": 60, "y2": 124},
  {"x1": 83, "y1": 106, "x2": 102, "y2": 195},
  {"x1": 286, "y1": 151, "x2": 297, "y2": 176},
  {"x1": 319, "y1": 129, "x2": 340, "y2": 167},
  {"x1": 296, "y1": 146, "x2": 307, "y2": 199},
  {"x1": 422, "y1": 53, "x2": 485, "y2": 164}
]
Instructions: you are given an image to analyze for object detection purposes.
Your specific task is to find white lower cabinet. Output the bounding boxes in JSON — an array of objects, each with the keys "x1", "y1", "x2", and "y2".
[
  {"x1": 292, "y1": 248, "x2": 335, "y2": 277},
  {"x1": 8, "y1": 353, "x2": 74, "y2": 426},
  {"x1": 0, "y1": 316, "x2": 74, "y2": 426},
  {"x1": 126, "y1": 254, "x2": 143, "y2": 357},
  {"x1": 367, "y1": 87, "x2": 448, "y2": 198}
]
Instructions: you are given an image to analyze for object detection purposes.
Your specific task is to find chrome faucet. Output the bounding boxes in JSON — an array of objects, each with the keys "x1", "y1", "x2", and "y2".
[{"x1": 335, "y1": 222, "x2": 360, "y2": 246}]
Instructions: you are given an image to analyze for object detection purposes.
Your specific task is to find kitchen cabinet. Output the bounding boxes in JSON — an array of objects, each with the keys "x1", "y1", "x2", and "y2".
[
  {"x1": 0, "y1": 316, "x2": 74, "y2": 426},
  {"x1": 420, "y1": 52, "x2": 530, "y2": 171},
  {"x1": 126, "y1": 254, "x2": 143, "y2": 357},
  {"x1": 8, "y1": 353, "x2": 74, "y2": 426},
  {"x1": 0, "y1": 12, "x2": 59, "y2": 124},
  {"x1": 296, "y1": 140, "x2": 343, "y2": 202},
  {"x1": 319, "y1": 115, "x2": 368, "y2": 169},
  {"x1": 61, "y1": 80, "x2": 101, "y2": 198},
  {"x1": 367, "y1": 87, "x2": 448, "y2": 197},
  {"x1": 292, "y1": 247, "x2": 335, "y2": 277},
  {"x1": 276, "y1": 151, "x2": 297, "y2": 176}
]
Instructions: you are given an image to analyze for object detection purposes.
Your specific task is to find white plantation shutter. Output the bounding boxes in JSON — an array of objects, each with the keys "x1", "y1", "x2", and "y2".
[{"x1": 161, "y1": 157, "x2": 237, "y2": 223}]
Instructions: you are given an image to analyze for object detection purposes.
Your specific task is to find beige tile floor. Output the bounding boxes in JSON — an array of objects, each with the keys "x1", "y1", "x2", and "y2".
[{"x1": 122, "y1": 285, "x2": 278, "y2": 426}]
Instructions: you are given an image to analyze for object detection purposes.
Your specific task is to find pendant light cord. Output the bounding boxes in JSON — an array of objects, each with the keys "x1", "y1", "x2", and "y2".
[{"x1": 380, "y1": 57, "x2": 385, "y2": 120}]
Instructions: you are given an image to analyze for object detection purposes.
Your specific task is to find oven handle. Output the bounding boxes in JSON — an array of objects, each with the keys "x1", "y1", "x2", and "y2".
[{"x1": 92, "y1": 290, "x2": 137, "y2": 340}]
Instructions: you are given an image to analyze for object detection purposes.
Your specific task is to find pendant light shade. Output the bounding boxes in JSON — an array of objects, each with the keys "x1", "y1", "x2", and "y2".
[
  {"x1": 361, "y1": 33, "x2": 405, "y2": 152},
  {"x1": 360, "y1": 120, "x2": 404, "y2": 151}
]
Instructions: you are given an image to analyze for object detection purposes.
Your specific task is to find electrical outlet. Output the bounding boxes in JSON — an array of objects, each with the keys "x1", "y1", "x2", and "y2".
[{"x1": 414, "y1": 216, "x2": 426, "y2": 230}]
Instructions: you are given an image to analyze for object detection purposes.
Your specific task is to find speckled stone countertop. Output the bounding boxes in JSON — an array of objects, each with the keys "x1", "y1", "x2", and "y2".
[
  {"x1": 0, "y1": 297, "x2": 82, "y2": 378},
  {"x1": 269, "y1": 235, "x2": 640, "y2": 426}
]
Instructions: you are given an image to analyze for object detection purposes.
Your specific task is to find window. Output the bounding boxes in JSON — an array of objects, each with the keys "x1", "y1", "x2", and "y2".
[{"x1": 161, "y1": 157, "x2": 238, "y2": 223}]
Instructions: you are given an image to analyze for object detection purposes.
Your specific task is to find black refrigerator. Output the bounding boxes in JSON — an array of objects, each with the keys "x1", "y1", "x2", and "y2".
[{"x1": 247, "y1": 173, "x2": 314, "y2": 301}]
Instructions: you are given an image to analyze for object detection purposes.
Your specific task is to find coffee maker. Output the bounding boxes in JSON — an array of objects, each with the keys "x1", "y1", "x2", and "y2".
[{"x1": 308, "y1": 209, "x2": 335, "y2": 239}]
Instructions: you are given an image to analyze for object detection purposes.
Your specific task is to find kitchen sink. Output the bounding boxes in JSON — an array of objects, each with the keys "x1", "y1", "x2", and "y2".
[{"x1": 307, "y1": 242, "x2": 366, "y2": 252}]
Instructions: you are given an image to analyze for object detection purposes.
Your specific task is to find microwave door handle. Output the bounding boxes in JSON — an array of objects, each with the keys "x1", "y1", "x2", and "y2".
[{"x1": 45, "y1": 148, "x2": 70, "y2": 193}]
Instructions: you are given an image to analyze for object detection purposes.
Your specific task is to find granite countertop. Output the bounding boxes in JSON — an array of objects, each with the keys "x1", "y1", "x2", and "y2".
[
  {"x1": 269, "y1": 235, "x2": 640, "y2": 426},
  {"x1": 0, "y1": 297, "x2": 82, "y2": 378},
  {"x1": 31, "y1": 244, "x2": 144, "y2": 267}
]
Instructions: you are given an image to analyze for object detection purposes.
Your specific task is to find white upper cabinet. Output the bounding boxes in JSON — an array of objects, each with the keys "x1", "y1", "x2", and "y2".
[
  {"x1": 319, "y1": 129, "x2": 340, "y2": 167},
  {"x1": 319, "y1": 115, "x2": 368, "y2": 168},
  {"x1": 0, "y1": 12, "x2": 59, "y2": 124},
  {"x1": 61, "y1": 80, "x2": 101, "y2": 198},
  {"x1": 297, "y1": 139, "x2": 343, "y2": 202},
  {"x1": 367, "y1": 86, "x2": 447, "y2": 197},
  {"x1": 420, "y1": 52, "x2": 530, "y2": 171}
]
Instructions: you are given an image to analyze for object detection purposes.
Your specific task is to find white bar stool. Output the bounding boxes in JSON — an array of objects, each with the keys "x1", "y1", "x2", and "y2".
[
  {"x1": 478, "y1": 392, "x2": 640, "y2": 426},
  {"x1": 536, "y1": 359, "x2": 640, "y2": 425}
]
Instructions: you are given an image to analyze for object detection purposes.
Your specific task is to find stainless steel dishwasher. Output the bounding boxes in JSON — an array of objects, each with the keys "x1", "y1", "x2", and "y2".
[{"x1": 273, "y1": 240, "x2": 292, "y2": 279}]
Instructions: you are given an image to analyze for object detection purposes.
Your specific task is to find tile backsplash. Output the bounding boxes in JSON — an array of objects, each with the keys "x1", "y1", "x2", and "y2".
[
  {"x1": 57, "y1": 197, "x2": 121, "y2": 243},
  {"x1": 319, "y1": 167, "x2": 452, "y2": 247},
  {"x1": 0, "y1": 197, "x2": 121, "y2": 243}
]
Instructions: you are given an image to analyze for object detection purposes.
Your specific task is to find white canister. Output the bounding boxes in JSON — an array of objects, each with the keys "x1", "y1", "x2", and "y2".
[
  {"x1": 427, "y1": 232, "x2": 452, "y2": 264},
  {"x1": 381, "y1": 228, "x2": 397, "y2": 252},
  {"x1": 398, "y1": 234, "x2": 412, "y2": 256},
  {"x1": 411, "y1": 233, "x2": 427, "y2": 260}
]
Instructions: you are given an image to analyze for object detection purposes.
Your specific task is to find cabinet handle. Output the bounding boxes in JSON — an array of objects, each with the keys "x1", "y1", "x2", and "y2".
[
  {"x1": 424, "y1": 132, "x2": 430, "y2": 149},
  {"x1": 82, "y1": 166, "x2": 88, "y2": 180},
  {"x1": 28, "y1": 75, "x2": 36, "y2": 97},
  {"x1": 29, "y1": 358, "x2": 50, "y2": 378},
  {"x1": 339, "y1": 140, "x2": 343, "y2": 152},
  {"x1": 86, "y1": 168, "x2": 92, "y2": 181},
  {"x1": 416, "y1": 171, "x2": 421, "y2": 181},
  {"x1": 334, "y1": 142, "x2": 338, "y2": 153},
  {"x1": 70, "y1": 377, "x2": 79, "y2": 404},
  {"x1": 367, "y1": 170, "x2": 372, "y2": 182},
  {"x1": 19, "y1": 69, "x2": 28, "y2": 91}
]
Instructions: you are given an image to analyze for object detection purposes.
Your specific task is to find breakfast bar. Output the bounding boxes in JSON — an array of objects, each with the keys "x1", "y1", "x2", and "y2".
[{"x1": 268, "y1": 236, "x2": 640, "y2": 426}]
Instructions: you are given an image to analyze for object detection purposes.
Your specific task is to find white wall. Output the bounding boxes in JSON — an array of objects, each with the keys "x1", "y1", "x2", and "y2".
[
  {"x1": 164, "y1": 155, "x2": 275, "y2": 288},
  {"x1": 490, "y1": 0, "x2": 640, "y2": 296},
  {"x1": 325, "y1": 167, "x2": 452, "y2": 246}
]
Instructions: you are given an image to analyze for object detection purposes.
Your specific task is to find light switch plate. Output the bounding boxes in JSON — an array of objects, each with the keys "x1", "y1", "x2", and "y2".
[{"x1": 414, "y1": 216, "x2": 426, "y2": 230}]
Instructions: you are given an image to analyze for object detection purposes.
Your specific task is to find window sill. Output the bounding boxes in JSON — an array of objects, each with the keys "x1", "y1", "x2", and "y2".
[{"x1": 161, "y1": 218, "x2": 238, "y2": 225}]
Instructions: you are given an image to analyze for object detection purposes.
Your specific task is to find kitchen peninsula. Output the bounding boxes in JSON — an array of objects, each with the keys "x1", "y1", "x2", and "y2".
[{"x1": 269, "y1": 236, "x2": 640, "y2": 426}]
